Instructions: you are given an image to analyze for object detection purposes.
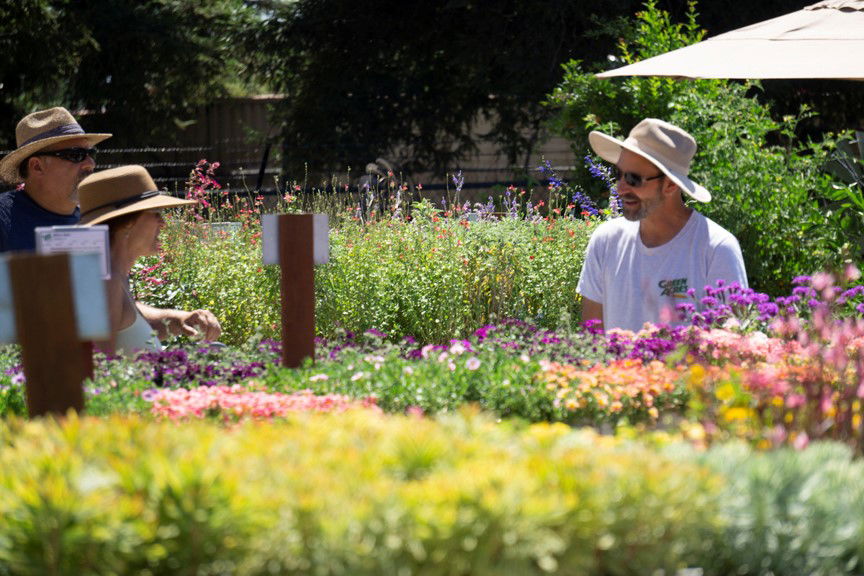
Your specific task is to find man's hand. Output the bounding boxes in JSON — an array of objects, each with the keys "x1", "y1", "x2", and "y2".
[
  {"x1": 137, "y1": 303, "x2": 222, "y2": 342},
  {"x1": 580, "y1": 297, "x2": 604, "y2": 331}
]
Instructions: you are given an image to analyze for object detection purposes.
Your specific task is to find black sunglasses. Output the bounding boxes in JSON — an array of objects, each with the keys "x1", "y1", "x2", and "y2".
[
  {"x1": 613, "y1": 167, "x2": 664, "y2": 188},
  {"x1": 33, "y1": 147, "x2": 98, "y2": 164}
]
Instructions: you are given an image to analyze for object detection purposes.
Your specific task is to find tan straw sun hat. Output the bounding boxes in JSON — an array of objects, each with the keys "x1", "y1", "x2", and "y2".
[
  {"x1": 588, "y1": 118, "x2": 711, "y2": 202},
  {"x1": 78, "y1": 165, "x2": 196, "y2": 226},
  {"x1": 0, "y1": 107, "x2": 112, "y2": 184}
]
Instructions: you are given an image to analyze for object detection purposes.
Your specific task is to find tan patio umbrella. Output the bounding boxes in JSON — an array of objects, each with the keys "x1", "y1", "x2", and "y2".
[{"x1": 597, "y1": 0, "x2": 864, "y2": 80}]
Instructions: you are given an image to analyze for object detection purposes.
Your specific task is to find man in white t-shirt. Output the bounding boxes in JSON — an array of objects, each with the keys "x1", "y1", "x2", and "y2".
[{"x1": 577, "y1": 118, "x2": 747, "y2": 332}]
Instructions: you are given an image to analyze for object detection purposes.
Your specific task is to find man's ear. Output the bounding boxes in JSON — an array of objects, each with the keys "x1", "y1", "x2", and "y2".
[
  {"x1": 661, "y1": 177, "x2": 680, "y2": 197},
  {"x1": 26, "y1": 156, "x2": 44, "y2": 177}
]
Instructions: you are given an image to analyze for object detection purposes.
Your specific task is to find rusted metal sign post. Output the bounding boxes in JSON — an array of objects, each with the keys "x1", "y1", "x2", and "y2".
[
  {"x1": 0, "y1": 252, "x2": 109, "y2": 417},
  {"x1": 263, "y1": 213, "x2": 328, "y2": 368}
]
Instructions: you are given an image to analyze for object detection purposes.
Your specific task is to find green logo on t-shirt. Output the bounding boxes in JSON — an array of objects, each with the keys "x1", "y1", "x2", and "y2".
[{"x1": 659, "y1": 278, "x2": 688, "y2": 298}]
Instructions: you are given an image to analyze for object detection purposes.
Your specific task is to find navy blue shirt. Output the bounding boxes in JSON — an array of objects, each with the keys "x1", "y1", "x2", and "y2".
[{"x1": 0, "y1": 188, "x2": 80, "y2": 252}]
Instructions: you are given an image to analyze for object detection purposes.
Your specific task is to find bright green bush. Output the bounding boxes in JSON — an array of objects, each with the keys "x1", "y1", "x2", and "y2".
[
  {"x1": 318, "y1": 215, "x2": 593, "y2": 343},
  {"x1": 133, "y1": 210, "x2": 595, "y2": 345},
  {"x1": 131, "y1": 218, "x2": 282, "y2": 347},
  {"x1": 547, "y1": 0, "x2": 853, "y2": 295},
  {"x1": 0, "y1": 411, "x2": 719, "y2": 575}
]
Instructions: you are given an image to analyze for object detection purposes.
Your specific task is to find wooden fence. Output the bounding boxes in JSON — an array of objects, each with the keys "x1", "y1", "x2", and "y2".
[{"x1": 3, "y1": 96, "x2": 581, "y2": 202}]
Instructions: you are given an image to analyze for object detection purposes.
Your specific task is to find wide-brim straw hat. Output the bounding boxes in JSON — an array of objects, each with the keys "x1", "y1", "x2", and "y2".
[
  {"x1": 588, "y1": 118, "x2": 711, "y2": 203},
  {"x1": 0, "y1": 107, "x2": 112, "y2": 184},
  {"x1": 79, "y1": 165, "x2": 196, "y2": 226}
]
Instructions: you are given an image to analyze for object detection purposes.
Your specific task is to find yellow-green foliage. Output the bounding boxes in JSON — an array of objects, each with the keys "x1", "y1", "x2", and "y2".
[
  {"x1": 133, "y1": 221, "x2": 282, "y2": 346},
  {"x1": 133, "y1": 214, "x2": 596, "y2": 345},
  {"x1": 0, "y1": 411, "x2": 720, "y2": 575},
  {"x1": 319, "y1": 216, "x2": 595, "y2": 343}
]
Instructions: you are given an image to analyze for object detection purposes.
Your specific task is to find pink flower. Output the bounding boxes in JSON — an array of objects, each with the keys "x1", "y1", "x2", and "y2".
[
  {"x1": 786, "y1": 394, "x2": 806, "y2": 409},
  {"x1": 793, "y1": 432, "x2": 810, "y2": 451},
  {"x1": 148, "y1": 387, "x2": 379, "y2": 420},
  {"x1": 465, "y1": 357, "x2": 481, "y2": 371}
]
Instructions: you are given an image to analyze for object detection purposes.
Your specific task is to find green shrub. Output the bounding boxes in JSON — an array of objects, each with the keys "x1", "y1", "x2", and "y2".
[
  {"x1": 700, "y1": 441, "x2": 864, "y2": 575},
  {"x1": 132, "y1": 217, "x2": 282, "y2": 347},
  {"x1": 3, "y1": 413, "x2": 864, "y2": 574},
  {"x1": 318, "y1": 215, "x2": 594, "y2": 343},
  {"x1": 546, "y1": 0, "x2": 852, "y2": 295},
  {"x1": 133, "y1": 210, "x2": 595, "y2": 346}
]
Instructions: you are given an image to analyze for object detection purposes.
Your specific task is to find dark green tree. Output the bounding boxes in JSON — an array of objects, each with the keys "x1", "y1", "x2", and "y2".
[
  {"x1": 0, "y1": 0, "x2": 252, "y2": 149},
  {"x1": 0, "y1": 0, "x2": 92, "y2": 149},
  {"x1": 65, "y1": 0, "x2": 253, "y2": 146},
  {"x1": 243, "y1": 0, "x2": 637, "y2": 178},
  {"x1": 546, "y1": 0, "x2": 853, "y2": 294}
]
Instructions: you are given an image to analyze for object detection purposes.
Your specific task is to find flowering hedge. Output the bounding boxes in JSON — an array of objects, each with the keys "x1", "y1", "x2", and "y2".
[{"x1": 131, "y1": 184, "x2": 596, "y2": 345}]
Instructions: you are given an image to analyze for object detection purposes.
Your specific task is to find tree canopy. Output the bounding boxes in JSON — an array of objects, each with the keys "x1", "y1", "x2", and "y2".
[
  {"x1": 0, "y1": 0, "x2": 253, "y2": 148},
  {"x1": 243, "y1": 0, "x2": 636, "y2": 175},
  {"x1": 1, "y1": 0, "x2": 860, "y2": 175}
]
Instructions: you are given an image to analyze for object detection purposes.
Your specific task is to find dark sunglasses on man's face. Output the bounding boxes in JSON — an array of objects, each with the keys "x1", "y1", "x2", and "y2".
[
  {"x1": 33, "y1": 147, "x2": 98, "y2": 164},
  {"x1": 613, "y1": 166, "x2": 664, "y2": 188}
]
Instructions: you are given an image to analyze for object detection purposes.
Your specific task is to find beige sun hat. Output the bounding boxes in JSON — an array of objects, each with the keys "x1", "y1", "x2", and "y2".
[
  {"x1": 588, "y1": 118, "x2": 711, "y2": 202},
  {"x1": 78, "y1": 165, "x2": 196, "y2": 226},
  {"x1": 0, "y1": 107, "x2": 112, "y2": 184}
]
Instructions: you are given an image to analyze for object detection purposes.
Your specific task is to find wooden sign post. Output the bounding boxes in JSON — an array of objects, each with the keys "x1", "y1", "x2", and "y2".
[
  {"x1": 263, "y1": 213, "x2": 328, "y2": 368},
  {"x1": 0, "y1": 252, "x2": 109, "y2": 418}
]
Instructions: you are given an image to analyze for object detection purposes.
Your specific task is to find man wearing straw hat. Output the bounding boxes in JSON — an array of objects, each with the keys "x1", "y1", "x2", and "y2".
[
  {"x1": 0, "y1": 107, "x2": 109, "y2": 251},
  {"x1": 577, "y1": 118, "x2": 748, "y2": 332},
  {"x1": 0, "y1": 107, "x2": 221, "y2": 342}
]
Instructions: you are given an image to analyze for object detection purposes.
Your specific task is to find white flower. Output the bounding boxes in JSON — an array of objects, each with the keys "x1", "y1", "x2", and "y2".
[
  {"x1": 466, "y1": 357, "x2": 481, "y2": 371},
  {"x1": 309, "y1": 373, "x2": 329, "y2": 382},
  {"x1": 351, "y1": 372, "x2": 365, "y2": 381}
]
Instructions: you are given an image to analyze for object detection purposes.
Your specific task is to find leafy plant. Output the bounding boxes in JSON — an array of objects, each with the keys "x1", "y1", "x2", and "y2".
[{"x1": 547, "y1": 0, "x2": 852, "y2": 295}]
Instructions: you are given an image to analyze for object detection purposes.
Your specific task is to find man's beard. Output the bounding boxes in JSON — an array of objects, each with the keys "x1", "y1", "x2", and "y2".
[{"x1": 621, "y1": 191, "x2": 662, "y2": 221}]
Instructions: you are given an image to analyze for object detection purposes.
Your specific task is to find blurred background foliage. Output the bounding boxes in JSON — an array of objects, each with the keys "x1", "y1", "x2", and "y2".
[{"x1": 2, "y1": 0, "x2": 862, "y2": 167}]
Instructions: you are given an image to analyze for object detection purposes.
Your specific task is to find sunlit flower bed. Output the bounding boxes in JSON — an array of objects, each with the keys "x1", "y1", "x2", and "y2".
[{"x1": 2, "y1": 270, "x2": 864, "y2": 456}]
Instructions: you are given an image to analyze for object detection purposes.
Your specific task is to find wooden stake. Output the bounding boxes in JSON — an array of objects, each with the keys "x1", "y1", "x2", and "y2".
[
  {"x1": 9, "y1": 253, "x2": 86, "y2": 417},
  {"x1": 278, "y1": 214, "x2": 316, "y2": 367}
]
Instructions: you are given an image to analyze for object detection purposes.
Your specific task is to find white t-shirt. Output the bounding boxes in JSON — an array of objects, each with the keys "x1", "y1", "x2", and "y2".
[{"x1": 577, "y1": 211, "x2": 747, "y2": 332}]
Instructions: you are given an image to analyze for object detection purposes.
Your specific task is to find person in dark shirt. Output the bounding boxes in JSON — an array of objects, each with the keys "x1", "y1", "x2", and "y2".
[
  {"x1": 0, "y1": 107, "x2": 108, "y2": 251},
  {"x1": 0, "y1": 107, "x2": 221, "y2": 342}
]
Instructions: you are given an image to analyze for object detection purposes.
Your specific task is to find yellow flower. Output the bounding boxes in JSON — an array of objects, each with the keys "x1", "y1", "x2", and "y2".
[
  {"x1": 688, "y1": 364, "x2": 705, "y2": 387},
  {"x1": 715, "y1": 383, "x2": 736, "y2": 402},
  {"x1": 722, "y1": 406, "x2": 754, "y2": 423}
]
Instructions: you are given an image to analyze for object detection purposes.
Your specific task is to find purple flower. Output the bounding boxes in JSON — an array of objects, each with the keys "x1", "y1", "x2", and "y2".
[
  {"x1": 539, "y1": 159, "x2": 566, "y2": 188},
  {"x1": 451, "y1": 170, "x2": 464, "y2": 193}
]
